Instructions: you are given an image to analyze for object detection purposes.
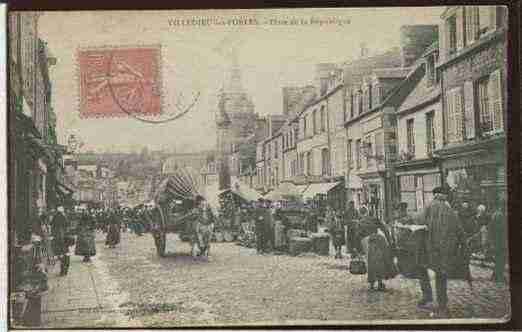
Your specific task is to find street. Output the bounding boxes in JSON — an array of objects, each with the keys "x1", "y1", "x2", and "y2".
[{"x1": 41, "y1": 231, "x2": 511, "y2": 327}]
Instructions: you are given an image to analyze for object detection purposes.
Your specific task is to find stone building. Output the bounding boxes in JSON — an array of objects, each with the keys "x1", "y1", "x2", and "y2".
[
  {"x1": 344, "y1": 25, "x2": 438, "y2": 220},
  {"x1": 395, "y1": 43, "x2": 443, "y2": 213},
  {"x1": 436, "y1": 6, "x2": 508, "y2": 208},
  {"x1": 9, "y1": 12, "x2": 63, "y2": 325}
]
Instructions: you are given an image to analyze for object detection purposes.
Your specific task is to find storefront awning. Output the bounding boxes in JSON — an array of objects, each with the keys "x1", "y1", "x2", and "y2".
[
  {"x1": 302, "y1": 182, "x2": 341, "y2": 200},
  {"x1": 264, "y1": 182, "x2": 306, "y2": 201}
]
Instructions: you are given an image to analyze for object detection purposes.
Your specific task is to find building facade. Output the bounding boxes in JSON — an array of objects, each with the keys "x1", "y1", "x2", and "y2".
[
  {"x1": 395, "y1": 44, "x2": 443, "y2": 212},
  {"x1": 436, "y1": 6, "x2": 508, "y2": 207}
]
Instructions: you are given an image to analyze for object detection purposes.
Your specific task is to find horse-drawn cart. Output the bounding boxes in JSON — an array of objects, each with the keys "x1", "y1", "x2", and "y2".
[{"x1": 147, "y1": 167, "x2": 210, "y2": 257}]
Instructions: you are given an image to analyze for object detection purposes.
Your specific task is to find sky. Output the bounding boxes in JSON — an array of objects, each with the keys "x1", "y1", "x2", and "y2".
[{"x1": 38, "y1": 7, "x2": 444, "y2": 153}]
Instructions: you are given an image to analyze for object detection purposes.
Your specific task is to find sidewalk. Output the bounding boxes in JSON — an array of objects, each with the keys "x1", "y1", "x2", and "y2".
[{"x1": 40, "y1": 236, "x2": 140, "y2": 328}]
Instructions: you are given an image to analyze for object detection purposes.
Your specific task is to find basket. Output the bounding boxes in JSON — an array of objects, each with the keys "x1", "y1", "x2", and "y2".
[{"x1": 349, "y1": 257, "x2": 367, "y2": 275}]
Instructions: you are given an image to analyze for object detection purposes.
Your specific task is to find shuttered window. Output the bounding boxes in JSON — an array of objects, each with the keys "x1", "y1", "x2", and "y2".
[
  {"x1": 375, "y1": 132, "x2": 384, "y2": 160},
  {"x1": 446, "y1": 87, "x2": 464, "y2": 143},
  {"x1": 463, "y1": 80, "x2": 476, "y2": 139},
  {"x1": 489, "y1": 69, "x2": 504, "y2": 133},
  {"x1": 456, "y1": 9, "x2": 464, "y2": 51},
  {"x1": 477, "y1": 77, "x2": 492, "y2": 133},
  {"x1": 465, "y1": 7, "x2": 479, "y2": 46}
]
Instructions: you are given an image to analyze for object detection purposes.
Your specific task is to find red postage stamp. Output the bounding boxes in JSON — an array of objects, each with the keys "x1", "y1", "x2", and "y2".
[{"x1": 78, "y1": 46, "x2": 161, "y2": 118}]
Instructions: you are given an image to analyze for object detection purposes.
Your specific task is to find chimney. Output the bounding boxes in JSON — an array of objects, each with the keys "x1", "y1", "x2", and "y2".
[{"x1": 399, "y1": 25, "x2": 438, "y2": 67}]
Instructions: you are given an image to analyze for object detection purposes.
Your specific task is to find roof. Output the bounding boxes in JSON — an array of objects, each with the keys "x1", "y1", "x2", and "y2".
[
  {"x1": 372, "y1": 67, "x2": 411, "y2": 80},
  {"x1": 302, "y1": 182, "x2": 341, "y2": 200}
]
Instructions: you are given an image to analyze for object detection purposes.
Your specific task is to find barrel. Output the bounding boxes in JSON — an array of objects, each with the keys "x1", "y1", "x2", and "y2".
[
  {"x1": 289, "y1": 237, "x2": 312, "y2": 256},
  {"x1": 310, "y1": 233, "x2": 330, "y2": 256}
]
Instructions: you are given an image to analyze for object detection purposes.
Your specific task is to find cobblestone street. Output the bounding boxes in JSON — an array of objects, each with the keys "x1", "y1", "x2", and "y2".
[{"x1": 40, "y1": 232, "x2": 511, "y2": 327}]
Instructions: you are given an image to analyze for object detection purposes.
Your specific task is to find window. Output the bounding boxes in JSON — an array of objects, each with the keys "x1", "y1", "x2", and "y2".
[
  {"x1": 465, "y1": 7, "x2": 479, "y2": 45},
  {"x1": 347, "y1": 139, "x2": 353, "y2": 169},
  {"x1": 294, "y1": 126, "x2": 299, "y2": 142},
  {"x1": 426, "y1": 111, "x2": 436, "y2": 155},
  {"x1": 274, "y1": 140, "x2": 278, "y2": 158},
  {"x1": 478, "y1": 70, "x2": 504, "y2": 135},
  {"x1": 303, "y1": 115, "x2": 308, "y2": 138},
  {"x1": 312, "y1": 110, "x2": 319, "y2": 135},
  {"x1": 447, "y1": 15, "x2": 457, "y2": 55},
  {"x1": 362, "y1": 86, "x2": 369, "y2": 113},
  {"x1": 446, "y1": 87, "x2": 464, "y2": 143},
  {"x1": 356, "y1": 139, "x2": 362, "y2": 169},
  {"x1": 375, "y1": 132, "x2": 384, "y2": 160},
  {"x1": 372, "y1": 83, "x2": 381, "y2": 106},
  {"x1": 364, "y1": 135, "x2": 373, "y2": 168},
  {"x1": 320, "y1": 106, "x2": 326, "y2": 132},
  {"x1": 426, "y1": 54, "x2": 437, "y2": 86},
  {"x1": 349, "y1": 92, "x2": 354, "y2": 118},
  {"x1": 479, "y1": 6, "x2": 497, "y2": 36},
  {"x1": 306, "y1": 152, "x2": 313, "y2": 175},
  {"x1": 406, "y1": 119, "x2": 415, "y2": 156},
  {"x1": 353, "y1": 90, "x2": 361, "y2": 116},
  {"x1": 321, "y1": 148, "x2": 330, "y2": 176}
]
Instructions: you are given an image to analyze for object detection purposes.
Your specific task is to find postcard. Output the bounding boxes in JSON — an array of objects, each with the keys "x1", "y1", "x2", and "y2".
[{"x1": 7, "y1": 6, "x2": 511, "y2": 328}]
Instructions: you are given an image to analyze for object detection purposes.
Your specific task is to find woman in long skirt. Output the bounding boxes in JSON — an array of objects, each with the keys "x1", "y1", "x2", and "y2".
[
  {"x1": 360, "y1": 208, "x2": 397, "y2": 291},
  {"x1": 75, "y1": 212, "x2": 97, "y2": 262},
  {"x1": 105, "y1": 212, "x2": 121, "y2": 248}
]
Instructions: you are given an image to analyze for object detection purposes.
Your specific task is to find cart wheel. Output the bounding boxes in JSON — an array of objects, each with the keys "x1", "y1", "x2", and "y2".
[{"x1": 154, "y1": 232, "x2": 166, "y2": 257}]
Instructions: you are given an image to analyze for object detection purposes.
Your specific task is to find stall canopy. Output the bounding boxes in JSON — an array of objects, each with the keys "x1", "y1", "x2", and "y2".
[
  {"x1": 264, "y1": 182, "x2": 307, "y2": 201},
  {"x1": 302, "y1": 182, "x2": 342, "y2": 200},
  {"x1": 221, "y1": 181, "x2": 262, "y2": 202}
]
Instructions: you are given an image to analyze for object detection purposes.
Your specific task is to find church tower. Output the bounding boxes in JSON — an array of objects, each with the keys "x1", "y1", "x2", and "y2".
[{"x1": 215, "y1": 42, "x2": 257, "y2": 189}]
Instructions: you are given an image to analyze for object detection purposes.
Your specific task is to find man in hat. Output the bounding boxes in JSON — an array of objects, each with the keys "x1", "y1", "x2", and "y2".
[{"x1": 415, "y1": 186, "x2": 463, "y2": 317}]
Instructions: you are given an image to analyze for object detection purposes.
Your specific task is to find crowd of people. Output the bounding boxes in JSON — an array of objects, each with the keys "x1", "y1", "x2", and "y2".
[
  {"x1": 33, "y1": 184, "x2": 507, "y2": 318},
  {"x1": 230, "y1": 186, "x2": 507, "y2": 317},
  {"x1": 37, "y1": 205, "x2": 160, "y2": 276}
]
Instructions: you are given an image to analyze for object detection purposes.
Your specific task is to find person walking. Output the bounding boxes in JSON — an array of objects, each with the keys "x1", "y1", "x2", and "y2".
[
  {"x1": 51, "y1": 206, "x2": 71, "y2": 276},
  {"x1": 364, "y1": 217, "x2": 397, "y2": 291},
  {"x1": 105, "y1": 211, "x2": 121, "y2": 248},
  {"x1": 327, "y1": 206, "x2": 344, "y2": 259},
  {"x1": 75, "y1": 210, "x2": 97, "y2": 263},
  {"x1": 488, "y1": 194, "x2": 507, "y2": 283},
  {"x1": 415, "y1": 186, "x2": 464, "y2": 317}
]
